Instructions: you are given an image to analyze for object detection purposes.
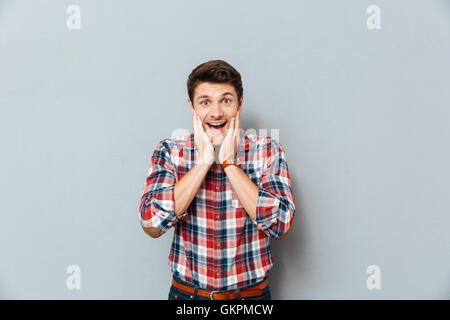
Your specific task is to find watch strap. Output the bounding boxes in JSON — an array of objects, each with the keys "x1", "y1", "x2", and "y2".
[{"x1": 221, "y1": 159, "x2": 236, "y2": 171}]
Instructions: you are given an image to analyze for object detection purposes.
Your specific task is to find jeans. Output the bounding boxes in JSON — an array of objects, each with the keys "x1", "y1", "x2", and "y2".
[{"x1": 168, "y1": 277, "x2": 272, "y2": 300}]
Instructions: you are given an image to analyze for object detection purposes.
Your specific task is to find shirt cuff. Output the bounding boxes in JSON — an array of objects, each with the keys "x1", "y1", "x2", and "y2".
[
  {"x1": 140, "y1": 186, "x2": 188, "y2": 233},
  {"x1": 254, "y1": 188, "x2": 281, "y2": 231}
]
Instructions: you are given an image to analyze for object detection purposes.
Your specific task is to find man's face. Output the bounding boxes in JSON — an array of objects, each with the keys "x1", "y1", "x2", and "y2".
[{"x1": 188, "y1": 82, "x2": 243, "y2": 146}]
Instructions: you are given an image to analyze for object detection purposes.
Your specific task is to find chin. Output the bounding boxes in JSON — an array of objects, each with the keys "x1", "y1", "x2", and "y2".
[{"x1": 211, "y1": 135, "x2": 224, "y2": 146}]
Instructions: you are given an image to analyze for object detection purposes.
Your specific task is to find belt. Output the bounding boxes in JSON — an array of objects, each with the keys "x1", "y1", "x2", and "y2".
[{"x1": 172, "y1": 277, "x2": 269, "y2": 300}]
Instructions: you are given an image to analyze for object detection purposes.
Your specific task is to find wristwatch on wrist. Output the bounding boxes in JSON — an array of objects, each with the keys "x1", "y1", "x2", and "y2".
[{"x1": 221, "y1": 159, "x2": 236, "y2": 171}]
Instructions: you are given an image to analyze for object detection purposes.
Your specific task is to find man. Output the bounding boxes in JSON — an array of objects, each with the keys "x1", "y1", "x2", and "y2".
[{"x1": 138, "y1": 59, "x2": 295, "y2": 300}]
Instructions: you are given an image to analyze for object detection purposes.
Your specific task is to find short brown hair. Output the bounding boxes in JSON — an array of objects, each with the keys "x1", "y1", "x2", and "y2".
[{"x1": 187, "y1": 59, "x2": 243, "y2": 105}]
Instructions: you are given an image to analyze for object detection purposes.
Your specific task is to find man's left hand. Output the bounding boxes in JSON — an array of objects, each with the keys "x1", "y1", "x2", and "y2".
[{"x1": 218, "y1": 109, "x2": 241, "y2": 164}]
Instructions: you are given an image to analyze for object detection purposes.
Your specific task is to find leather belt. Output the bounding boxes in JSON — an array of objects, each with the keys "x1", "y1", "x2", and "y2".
[{"x1": 172, "y1": 277, "x2": 269, "y2": 300}]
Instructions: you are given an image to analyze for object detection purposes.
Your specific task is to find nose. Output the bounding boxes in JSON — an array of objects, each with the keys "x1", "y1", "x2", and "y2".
[{"x1": 209, "y1": 102, "x2": 224, "y2": 118}]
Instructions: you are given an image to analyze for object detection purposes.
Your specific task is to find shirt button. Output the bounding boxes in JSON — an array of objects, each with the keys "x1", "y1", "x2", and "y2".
[
  {"x1": 216, "y1": 272, "x2": 221, "y2": 277},
  {"x1": 216, "y1": 242, "x2": 221, "y2": 247},
  {"x1": 215, "y1": 214, "x2": 220, "y2": 220},
  {"x1": 215, "y1": 185, "x2": 220, "y2": 191}
]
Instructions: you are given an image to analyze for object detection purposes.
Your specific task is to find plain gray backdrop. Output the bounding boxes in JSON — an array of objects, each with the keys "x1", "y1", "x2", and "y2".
[{"x1": 0, "y1": 0, "x2": 449, "y2": 299}]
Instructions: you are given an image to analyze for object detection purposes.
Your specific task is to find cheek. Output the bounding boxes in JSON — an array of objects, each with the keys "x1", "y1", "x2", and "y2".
[
  {"x1": 194, "y1": 108, "x2": 207, "y2": 119},
  {"x1": 225, "y1": 110, "x2": 235, "y2": 118},
  {"x1": 226, "y1": 110, "x2": 237, "y2": 122}
]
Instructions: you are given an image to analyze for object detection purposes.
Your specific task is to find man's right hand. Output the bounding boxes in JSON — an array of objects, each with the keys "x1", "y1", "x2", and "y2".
[
  {"x1": 192, "y1": 110, "x2": 215, "y2": 167},
  {"x1": 168, "y1": 111, "x2": 213, "y2": 218}
]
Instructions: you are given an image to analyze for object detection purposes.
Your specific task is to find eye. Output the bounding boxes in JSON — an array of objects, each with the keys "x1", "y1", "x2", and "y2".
[
  {"x1": 223, "y1": 98, "x2": 232, "y2": 104},
  {"x1": 200, "y1": 100, "x2": 209, "y2": 106}
]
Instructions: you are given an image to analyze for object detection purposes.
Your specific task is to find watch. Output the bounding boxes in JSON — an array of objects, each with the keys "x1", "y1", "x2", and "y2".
[{"x1": 221, "y1": 159, "x2": 236, "y2": 171}]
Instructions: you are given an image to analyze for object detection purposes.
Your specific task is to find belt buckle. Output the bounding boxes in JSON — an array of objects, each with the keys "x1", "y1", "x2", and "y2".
[{"x1": 209, "y1": 290, "x2": 221, "y2": 300}]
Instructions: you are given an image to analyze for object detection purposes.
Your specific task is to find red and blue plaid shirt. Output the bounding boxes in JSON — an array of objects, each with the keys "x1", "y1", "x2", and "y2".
[{"x1": 139, "y1": 132, "x2": 295, "y2": 291}]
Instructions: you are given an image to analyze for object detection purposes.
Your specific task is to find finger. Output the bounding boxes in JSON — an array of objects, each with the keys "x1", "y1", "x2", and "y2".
[
  {"x1": 197, "y1": 115, "x2": 205, "y2": 134},
  {"x1": 230, "y1": 118, "x2": 237, "y2": 159},
  {"x1": 196, "y1": 115, "x2": 204, "y2": 136},
  {"x1": 192, "y1": 109, "x2": 198, "y2": 128},
  {"x1": 234, "y1": 113, "x2": 239, "y2": 135},
  {"x1": 198, "y1": 116, "x2": 210, "y2": 147},
  {"x1": 192, "y1": 112, "x2": 199, "y2": 135},
  {"x1": 226, "y1": 117, "x2": 235, "y2": 138},
  {"x1": 236, "y1": 109, "x2": 241, "y2": 131}
]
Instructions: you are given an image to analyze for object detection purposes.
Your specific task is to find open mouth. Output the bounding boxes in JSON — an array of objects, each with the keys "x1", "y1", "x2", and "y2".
[{"x1": 206, "y1": 121, "x2": 226, "y2": 131}]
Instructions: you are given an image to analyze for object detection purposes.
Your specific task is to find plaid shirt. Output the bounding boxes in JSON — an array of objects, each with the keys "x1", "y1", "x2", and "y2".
[{"x1": 138, "y1": 132, "x2": 295, "y2": 291}]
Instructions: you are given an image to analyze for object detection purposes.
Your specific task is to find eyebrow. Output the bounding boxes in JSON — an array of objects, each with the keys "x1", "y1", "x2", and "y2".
[{"x1": 196, "y1": 92, "x2": 235, "y2": 101}]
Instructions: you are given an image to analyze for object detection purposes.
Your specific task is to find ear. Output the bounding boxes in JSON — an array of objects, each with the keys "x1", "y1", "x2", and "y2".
[
  {"x1": 188, "y1": 98, "x2": 195, "y2": 115},
  {"x1": 238, "y1": 95, "x2": 243, "y2": 112}
]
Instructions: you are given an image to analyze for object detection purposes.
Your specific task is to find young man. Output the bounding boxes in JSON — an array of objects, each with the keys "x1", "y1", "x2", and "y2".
[{"x1": 138, "y1": 59, "x2": 295, "y2": 300}]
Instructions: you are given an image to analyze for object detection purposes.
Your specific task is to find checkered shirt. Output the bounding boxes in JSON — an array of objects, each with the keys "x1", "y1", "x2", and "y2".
[{"x1": 139, "y1": 132, "x2": 295, "y2": 290}]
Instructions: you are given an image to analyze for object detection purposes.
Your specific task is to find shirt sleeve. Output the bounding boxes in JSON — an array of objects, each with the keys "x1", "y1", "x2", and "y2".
[
  {"x1": 253, "y1": 139, "x2": 296, "y2": 239},
  {"x1": 138, "y1": 139, "x2": 187, "y2": 233}
]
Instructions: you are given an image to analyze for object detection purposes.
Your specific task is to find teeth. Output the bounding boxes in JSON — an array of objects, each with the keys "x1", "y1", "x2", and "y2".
[{"x1": 209, "y1": 122, "x2": 225, "y2": 127}]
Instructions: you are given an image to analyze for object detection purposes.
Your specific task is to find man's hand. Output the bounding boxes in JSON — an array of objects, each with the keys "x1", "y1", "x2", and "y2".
[
  {"x1": 192, "y1": 110, "x2": 215, "y2": 166},
  {"x1": 219, "y1": 109, "x2": 241, "y2": 164}
]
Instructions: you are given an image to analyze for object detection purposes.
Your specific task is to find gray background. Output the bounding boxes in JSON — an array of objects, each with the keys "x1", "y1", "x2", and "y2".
[{"x1": 1, "y1": 0, "x2": 449, "y2": 299}]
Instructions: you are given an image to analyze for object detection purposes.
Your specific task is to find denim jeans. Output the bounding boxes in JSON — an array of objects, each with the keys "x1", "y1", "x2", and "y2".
[{"x1": 168, "y1": 277, "x2": 272, "y2": 300}]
